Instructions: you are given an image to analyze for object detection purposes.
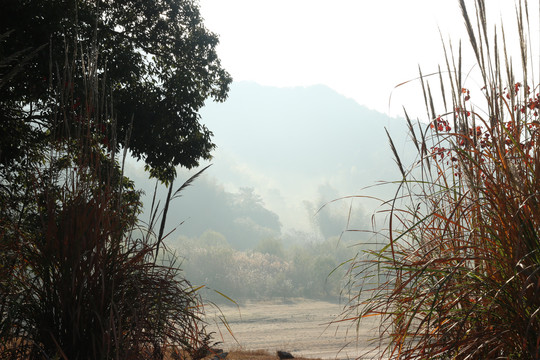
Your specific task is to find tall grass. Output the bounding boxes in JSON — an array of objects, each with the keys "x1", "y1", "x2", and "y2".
[
  {"x1": 346, "y1": 1, "x2": 540, "y2": 358},
  {"x1": 0, "y1": 31, "x2": 212, "y2": 360}
]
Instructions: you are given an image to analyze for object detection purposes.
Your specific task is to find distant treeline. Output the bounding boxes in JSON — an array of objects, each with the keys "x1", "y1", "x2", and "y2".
[{"x1": 169, "y1": 231, "x2": 373, "y2": 302}]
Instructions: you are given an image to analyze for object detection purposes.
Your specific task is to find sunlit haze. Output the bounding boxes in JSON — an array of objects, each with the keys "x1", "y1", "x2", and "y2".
[
  {"x1": 129, "y1": 1, "x2": 530, "y2": 235},
  {"x1": 199, "y1": 0, "x2": 467, "y2": 117}
]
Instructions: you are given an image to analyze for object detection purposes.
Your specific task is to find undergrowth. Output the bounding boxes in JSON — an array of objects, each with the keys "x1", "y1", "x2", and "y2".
[{"x1": 0, "y1": 30, "x2": 213, "y2": 360}]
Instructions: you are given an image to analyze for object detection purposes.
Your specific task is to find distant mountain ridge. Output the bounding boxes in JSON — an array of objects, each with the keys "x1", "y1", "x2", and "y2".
[
  {"x1": 202, "y1": 82, "x2": 409, "y2": 177},
  {"x1": 126, "y1": 81, "x2": 417, "y2": 247},
  {"x1": 200, "y1": 81, "x2": 415, "y2": 222}
]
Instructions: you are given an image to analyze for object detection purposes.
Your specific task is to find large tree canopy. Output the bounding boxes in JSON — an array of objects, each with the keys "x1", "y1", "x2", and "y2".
[{"x1": 0, "y1": 0, "x2": 231, "y2": 181}]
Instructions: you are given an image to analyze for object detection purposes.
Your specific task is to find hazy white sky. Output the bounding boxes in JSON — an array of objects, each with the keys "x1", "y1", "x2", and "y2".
[
  {"x1": 198, "y1": 0, "x2": 536, "y2": 119},
  {"x1": 198, "y1": 0, "x2": 474, "y2": 118}
]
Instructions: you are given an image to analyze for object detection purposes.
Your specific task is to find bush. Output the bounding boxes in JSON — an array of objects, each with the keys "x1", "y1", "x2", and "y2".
[
  {"x1": 346, "y1": 1, "x2": 540, "y2": 358},
  {"x1": 176, "y1": 235, "x2": 350, "y2": 302},
  {"x1": 0, "y1": 34, "x2": 210, "y2": 360}
]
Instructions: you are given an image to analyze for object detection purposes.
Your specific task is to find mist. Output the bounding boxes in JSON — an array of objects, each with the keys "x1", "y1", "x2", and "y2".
[{"x1": 122, "y1": 81, "x2": 417, "y2": 302}]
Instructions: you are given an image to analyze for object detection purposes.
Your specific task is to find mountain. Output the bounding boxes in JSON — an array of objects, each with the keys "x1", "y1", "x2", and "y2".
[
  {"x1": 125, "y1": 82, "x2": 417, "y2": 248},
  {"x1": 200, "y1": 82, "x2": 415, "y2": 228}
]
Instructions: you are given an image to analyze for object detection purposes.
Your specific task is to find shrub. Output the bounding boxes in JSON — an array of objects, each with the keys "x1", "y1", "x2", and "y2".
[
  {"x1": 0, "y1": 33, "x2": 210, "y2": 360},
  {"x1": 346, "y1": 1, "x2": 540, "y2": 358}
]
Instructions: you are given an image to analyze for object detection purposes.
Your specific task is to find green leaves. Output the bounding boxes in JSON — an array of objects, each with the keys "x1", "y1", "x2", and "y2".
[
  {"x1": 1, "y1": 8, "x2": 214, "y2": 355},
  {"x1": 1, "y1": 0, "x2": 232, "y2": 182}
]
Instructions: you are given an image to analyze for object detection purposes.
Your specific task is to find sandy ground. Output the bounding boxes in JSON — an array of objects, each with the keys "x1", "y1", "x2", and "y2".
[{"x1": 205, "y1": 299, "x2": 385, "y2": 360}]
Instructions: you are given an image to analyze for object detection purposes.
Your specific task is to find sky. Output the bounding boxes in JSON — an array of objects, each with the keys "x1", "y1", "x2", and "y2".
[
  {"x1": 198, "y1": 0, "x2": 467, "y2": 118},
  {"x1": 198, "y1": 0, "x2": 535, "y2": 118}
]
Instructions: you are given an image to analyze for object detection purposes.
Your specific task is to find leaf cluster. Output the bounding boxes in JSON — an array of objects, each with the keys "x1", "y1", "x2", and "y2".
[
  {"x1": 0, "y1": 0, "x2": 232, "y2": 182},
  {"x1": 1, "y1": 16, "x2": 215, "y2": 359}
]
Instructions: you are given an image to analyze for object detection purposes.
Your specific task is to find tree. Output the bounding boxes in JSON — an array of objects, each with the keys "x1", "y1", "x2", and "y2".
[
  {"x1": 0, "y1": 0, "x2": 228, "y2": 356},
  {"x1": 0, "y1": 0, "x2": 231, "y2": 182},
  {"x1": 255, "y1": 237, "x2": 284, "y2": 258},
  {"x1": 0, "y1": 32, "x2": 216, "y2": 359}
]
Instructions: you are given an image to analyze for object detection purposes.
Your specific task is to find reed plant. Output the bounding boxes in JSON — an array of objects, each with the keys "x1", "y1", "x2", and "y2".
[
  {"x1": 346, "y1": 1, "x2": 540, "y2": 358},
  {"x1": 0, "y1": 30, "x2": 212, "y2": 360}
]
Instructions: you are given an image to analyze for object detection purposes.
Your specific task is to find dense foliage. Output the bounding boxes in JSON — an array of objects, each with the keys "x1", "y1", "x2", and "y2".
[
  {"x1": 0, "y1": 0, "x2": 230, "y2": 358},
  {"x1": 0, "y1": 0, "x2": 231, "y2": 182},
  {"x1": 146, "y1": 183, "x2": 283, "y2": 250},
  {"x1": 174, "y1": 233, "x2": 354, "y2": 302}
]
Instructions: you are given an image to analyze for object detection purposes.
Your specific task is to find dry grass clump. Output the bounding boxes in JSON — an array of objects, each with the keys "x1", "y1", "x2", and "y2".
[
  {"x1": 215, "y1": 349, "x2": 321, "y2": 360},
  {"x1": 0, "y1": 34, "x2": 213, "y2": 360},
  {"x1": 345, "y1": 0, "x2": 540, "y2": 359}
]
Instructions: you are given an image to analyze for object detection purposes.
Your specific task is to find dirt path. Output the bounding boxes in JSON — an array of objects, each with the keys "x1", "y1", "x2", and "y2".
[{"x1": 205, "y1": 299, "x2": 384, "y2": 359}]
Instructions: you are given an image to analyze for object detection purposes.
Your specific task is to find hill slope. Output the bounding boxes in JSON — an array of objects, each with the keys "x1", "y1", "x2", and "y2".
[{"x1": 126, "y1": 82, "x2": 416, "y2": 246}]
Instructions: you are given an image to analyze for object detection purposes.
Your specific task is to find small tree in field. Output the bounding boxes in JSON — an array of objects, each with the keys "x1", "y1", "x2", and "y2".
[{"x1": 346, "y1": 1, "x2": 540, "y2": 359}]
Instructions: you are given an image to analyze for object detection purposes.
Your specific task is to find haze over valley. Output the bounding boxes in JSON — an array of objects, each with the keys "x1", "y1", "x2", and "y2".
[
  {"x1": 124, "y1": 81, "x2": 418, "y2": 302},
  {"x1": 127, "y1": 81, "x2": 416, "y2": 245}
]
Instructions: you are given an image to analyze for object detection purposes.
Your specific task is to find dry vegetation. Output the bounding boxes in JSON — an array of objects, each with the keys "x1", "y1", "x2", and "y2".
[
  {"x1": 344, "y1": 0, "x2": 540, "y2": 359},
  {"x1": 223, "y1": 349, "x2": 320, "y2": 360},
  {"x1": 171, "y1": 349, "x2": 321, "y2": 360},
  {"x1": 0, "y1": 33, "x2": 214, "y2": 359},
  {"x1": 156, "y1": 348, "x2": 322, "y2": 360}
]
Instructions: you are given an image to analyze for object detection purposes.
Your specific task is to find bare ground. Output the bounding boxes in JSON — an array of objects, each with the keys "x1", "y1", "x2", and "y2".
[{"x1": 205, "y1": 299, "x2": 385, "y2": 360}]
